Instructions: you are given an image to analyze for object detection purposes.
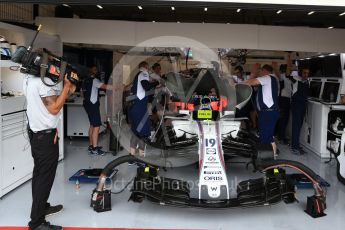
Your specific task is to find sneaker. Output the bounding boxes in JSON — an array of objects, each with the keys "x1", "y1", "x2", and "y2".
[
  {"x1": 91, "y1": 147, "x2": 105, "y2": 156},
  {"x1": 45, "y1": 204, "x2": 63, "y2": 217},
  {"x1": 29, "y1": 221, "x2": 62, "y2": 230},
  {"x1": 291, "y1": 148, "x2": 302, "y2": 155},
  {"x1": 89, "y1": 146, "x2": 104, "y2": 154}
]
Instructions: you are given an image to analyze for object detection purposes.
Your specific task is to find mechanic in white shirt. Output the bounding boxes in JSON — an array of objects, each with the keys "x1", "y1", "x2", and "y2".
[
  {"x1": 83, "y1": 64, "x2": 115, "y2": 155},
  {"x1": 24, "y1": 72, "x2": 76, "y2": 230},
  {"x1": 242, "y1": 64, "x2": 280, "y2": 157},
  {"x1": 232, "y1": 65, "x2": 249, "y2": 83},
  {"x1": 128, "y1": 61, "x2": 159, "y2": 156}
]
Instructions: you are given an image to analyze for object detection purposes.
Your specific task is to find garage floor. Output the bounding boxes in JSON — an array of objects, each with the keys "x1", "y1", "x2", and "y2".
[{"x1": 0, "y1": 133, "x2": 345, "y2": 230}]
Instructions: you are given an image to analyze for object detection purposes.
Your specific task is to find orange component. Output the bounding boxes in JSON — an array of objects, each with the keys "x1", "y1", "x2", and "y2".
[
  {"x1": 211, "y1": 101, "x2": 219, "y2": 111},
  {"x1": 220, "y1": 96, "x2": 228, "y2": 109},
  {"x1": 187, "y1": 103, "x2": 194, "y2": 111},
  {"x1": 173, "y1": 102, "x2": 190, "y2": 110}
]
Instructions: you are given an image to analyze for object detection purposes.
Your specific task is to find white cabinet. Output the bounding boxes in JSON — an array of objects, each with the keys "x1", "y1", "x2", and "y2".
[
  {"x1": 1, "y1": 111, "x2": 33, "y2": 196},
  {"x1": 300, "y1": 100, "x2": 345, "y2": 158},
  {"x1": 66, "y1": 95, "x2": 106, "y2": 137},
  {"x1": 66, "y1": 97, "x2": 90, "y2": 137},
  {"x1": 0, "y1": 60, "x2": 31, "y2": 197},
  {"x1": 300, "y1": 101, "x2": 329, "y2": 158}
]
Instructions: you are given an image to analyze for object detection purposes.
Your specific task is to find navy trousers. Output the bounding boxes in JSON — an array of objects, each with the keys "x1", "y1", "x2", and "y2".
[
  {"x1": 258, "y1": 110, "x2": 280, "y2": 144},
  {"x1": 128, "y1": 98, "x2": 150, "y2": 138},
  {"x1": 277, "y1": 96, "x2": 291, "y2": 140},
  {"x1": 291, "y1": 101, "x2": 307, "y2": 150}
]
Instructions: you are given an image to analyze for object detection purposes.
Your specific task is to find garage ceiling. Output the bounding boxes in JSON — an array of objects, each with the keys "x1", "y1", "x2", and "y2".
[
  {"x1": 65, "y1": 5, "x2": 345, "y2": 28},
  {"x1": 4, "y1": 1, "x2": 345, "y2": 29}
]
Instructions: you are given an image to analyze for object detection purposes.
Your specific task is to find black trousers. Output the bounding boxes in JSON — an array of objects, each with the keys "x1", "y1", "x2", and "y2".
[
  {"x1": 28, "y1": 129, "x2": 59, "y2": 229},
  {"x1": 291, "y1": 101, "x2": 307, "y2": 150},
  {"x1": 277, "y1": 96, "x2": 291, "y2": 140}
]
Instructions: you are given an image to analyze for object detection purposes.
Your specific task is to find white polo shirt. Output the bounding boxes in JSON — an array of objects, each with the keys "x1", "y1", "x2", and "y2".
[
  {"x1": 256, "y1": 75, "x2": 275, "y2": 108},
  {"x1": 23, "y1": 75, "x2": 62, "y2": 132},
  {"x1": 136, "y1": 68, "x2": 150, "y2": 100},
  {"x1": 89, "y1": 78, "x2": 103, "y2": 104},
  {"x1": 232, "y1": 74, "x2": 250, "y2": 83},
  {"x1": 280, "y1": 73, "x2": 292, "y2": 98}
]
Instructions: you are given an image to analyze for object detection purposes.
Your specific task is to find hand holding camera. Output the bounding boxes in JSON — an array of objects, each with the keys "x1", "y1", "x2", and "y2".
[{"x1": 64, "y1": 72, "x2": 78, "y2": 94}]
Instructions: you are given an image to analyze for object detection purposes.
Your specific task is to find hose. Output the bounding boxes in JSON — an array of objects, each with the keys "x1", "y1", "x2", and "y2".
[
  {"x1": 257, "y1": 159, "x2": 325, "y2": 197},
  {"x1": 96, "y1": 155, "x2": 148, "y2": 191}
]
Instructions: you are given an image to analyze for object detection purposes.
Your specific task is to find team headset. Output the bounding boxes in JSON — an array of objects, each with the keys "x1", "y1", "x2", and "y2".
[{"x1": 11, "y1": 25, "x2": 82, "y2": 87}]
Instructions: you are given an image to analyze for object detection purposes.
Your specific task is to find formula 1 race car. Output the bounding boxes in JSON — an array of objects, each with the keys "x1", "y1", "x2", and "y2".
[
  {"x1": 91, "y1": 68, "x2": 327, "y2": 218},
  {"x1": 121, "y1": 68, "x2": 260, "y2": 165}
]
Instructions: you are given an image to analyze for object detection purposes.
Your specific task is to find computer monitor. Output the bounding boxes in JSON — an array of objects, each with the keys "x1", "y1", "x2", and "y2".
[
  {"x1": 309, "y1": 80, "x2": 322, "y2": 99},
  {"x1": 321, "y1": 81, "x2": 340, "y2": 102},
  {"x1": 323, "y1": 55, "x2": 342, "y2": 78},
  {"x1": 309, "y1": 58, "x2": 324, "y2": 77}
]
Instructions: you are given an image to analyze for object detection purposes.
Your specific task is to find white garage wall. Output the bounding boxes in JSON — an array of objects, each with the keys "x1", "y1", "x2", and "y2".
[
  {"x1": 36, "y1": 17, "x2": 345, "y2": 53},
  {"x1": 0, "y1": 22, "x2": 62, "y2": 55}
]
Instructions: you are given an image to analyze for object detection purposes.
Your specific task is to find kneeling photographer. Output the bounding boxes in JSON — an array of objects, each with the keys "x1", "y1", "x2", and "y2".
[{"x1": 13, "y1": 45, "x2": 79, "y2": 229}]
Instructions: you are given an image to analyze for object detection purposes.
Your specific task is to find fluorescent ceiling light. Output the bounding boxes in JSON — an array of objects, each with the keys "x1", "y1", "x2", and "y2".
[
  {"x1": 328, "y1": 26, "x2": 334, "y2": 29},
  {"x1": 62, "y1": 4, "x2": 70, "y2": 7},
  {"x1": 340, "y1": 12, "x2": 345, "y2": 16},
  {"x1": 318, "y1": 55, "x2": 325, "y2": 58},
  {"x1": 97, "y1": 5, "x2": 103, "y2": 9},
  {"x1": 308, "y1": 11, "x2": 315, "y2": 15},
  {"x1": 329, "y1": 53, "x2": 337, "y2": 56},
  {"x1": 171, "y1": 6, "x2": 175, "y2": 10},
  {"x1": 276, "y1": 10, "x2": 282, "y2": 14},
  {"x1": 204, "y1": 7, "x2": 208, "y2": 11},
  {"x1": 300, "y1": 59, "x2": 304, "y2": 60},
  {"x1": 237, "y1": 9, "x2": 241, "y2": 13},
  {"x1": 138, "y1": 6, "x2": 143, "y2": 10},
  {"x1": 306, "y1": 57, "x2": 311, "y2": 60}
]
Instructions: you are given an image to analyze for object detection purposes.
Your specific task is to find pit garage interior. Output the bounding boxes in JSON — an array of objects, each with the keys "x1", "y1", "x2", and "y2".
[{"x1": 0, "y1": 1, "x2": 345, "y2": 230}]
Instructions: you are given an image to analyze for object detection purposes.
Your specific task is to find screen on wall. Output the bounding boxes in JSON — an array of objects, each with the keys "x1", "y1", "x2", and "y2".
[
  {"x1": 309, "y1": 80, "x2": 322, "y2": 99},
  {"x1": 323, "y1": 55, "x2": 342, "y2": 78},
  {"x1": 309, "y1": 58, "x2": 324, "y2": 77},
  {"x1": 322, "y1": 81, "x2": 340, "y2": 102},
  {"x1": 300, "y1": 55, "x2": 343, "y2": 78}
]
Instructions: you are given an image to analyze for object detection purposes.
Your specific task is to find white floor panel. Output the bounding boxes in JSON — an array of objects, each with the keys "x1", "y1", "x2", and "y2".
[{"x1": 0, "y1": 134, "x2": 345, "y2": 229}]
